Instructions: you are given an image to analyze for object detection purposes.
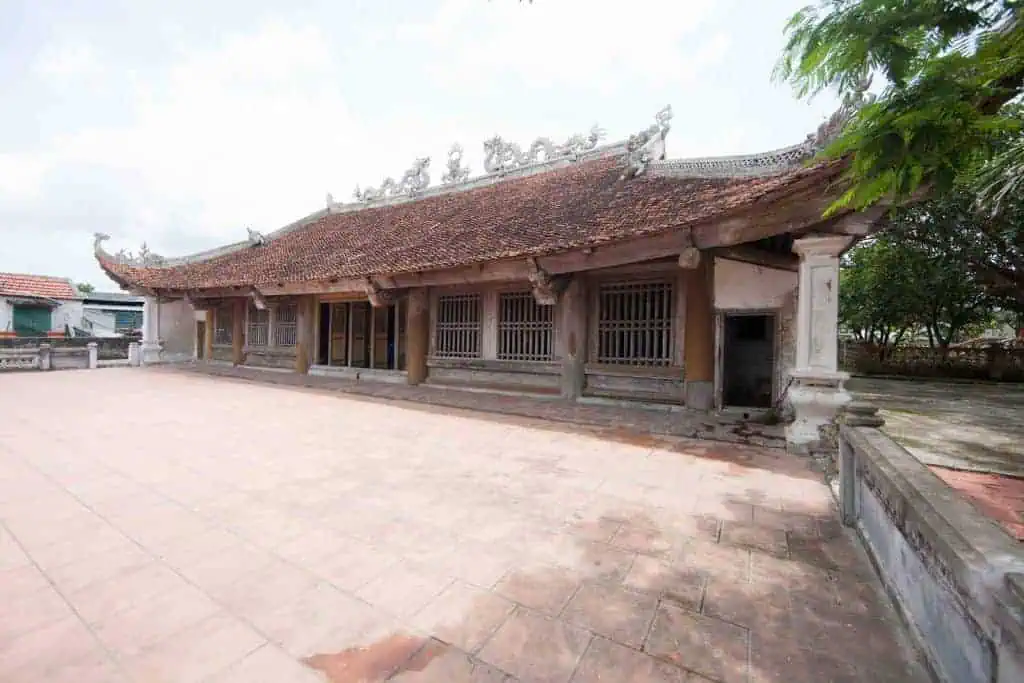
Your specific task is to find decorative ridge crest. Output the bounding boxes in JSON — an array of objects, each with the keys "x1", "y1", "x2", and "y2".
[
  {"x1": 93, "y1": 233, "x2": 167, "y2": 267},
  {"x1": 353, "y1": 157, "x2": 432, "y2": 202},
  {"x1": 482, "y1": 124, "x2": 606, "y2": 174},
  {"x1": 643, "y1": 85, "x2": 874, "y2": 180}
]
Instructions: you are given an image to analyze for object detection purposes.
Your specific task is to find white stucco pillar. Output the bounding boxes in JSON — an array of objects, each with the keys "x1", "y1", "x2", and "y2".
[
  {"x1": 786, "y1": 234, "x2": 853, "y2": 450},
  {"x1": 141, "y1": 296, "x2": 162, "y2": 364}
]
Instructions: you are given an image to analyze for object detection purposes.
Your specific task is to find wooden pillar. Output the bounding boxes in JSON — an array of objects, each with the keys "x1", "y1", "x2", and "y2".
[
  {"x1": 204, "y1": 309, "x2": 215, "y2": 361},
  {"x1": 558, "y1": 276, "x2": 588, "y2": 400},
  {"x1": 406, "y1": 287, "x2": 429, "y2": 385},
  {"x1": 232, "y1": 298, "x2": 245, "y2": 365},
  {"x1": 683, "y1": 257, "x2": 715, "y2": 410},
  {"x1": 294, "y1": 296, "x2": 314, "y2": 375}
]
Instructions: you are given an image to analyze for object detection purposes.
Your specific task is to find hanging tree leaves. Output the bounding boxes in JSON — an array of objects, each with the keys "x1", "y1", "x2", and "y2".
[{"x1": 775, "y1": 1, "x2": 1024, "y2": 213}]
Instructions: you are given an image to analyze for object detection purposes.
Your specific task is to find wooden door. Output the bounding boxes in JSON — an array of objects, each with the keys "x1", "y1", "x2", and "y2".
[
  {"x1": 329, "y1": 303, "x2": 348, "y2": 365},
  {"x1": 196, "y1": 321, "x2": 206, "y2": 359},
  {"x1": 350, "y1": 302, "x2": 370, "y2": 368}
]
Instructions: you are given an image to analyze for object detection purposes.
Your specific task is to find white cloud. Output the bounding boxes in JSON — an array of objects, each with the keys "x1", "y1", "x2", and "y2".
[
  {"x1": 0, "y1": 152, "x2": 50, "y2": 200},
  {"x1": 33, "y1": 40, "x2": 105, "y2": 83},
  {"x1": 399, "y1": 0, "x2": 727, "y2": 92}
]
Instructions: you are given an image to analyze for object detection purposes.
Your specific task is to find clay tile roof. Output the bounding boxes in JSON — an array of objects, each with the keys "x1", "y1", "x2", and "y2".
[
  {"x1": 98, "y1": 155, "x2": 841, "y2": 292},
  {"x1": 0, "y1": 273, "x2": 79, "y2": 300}
]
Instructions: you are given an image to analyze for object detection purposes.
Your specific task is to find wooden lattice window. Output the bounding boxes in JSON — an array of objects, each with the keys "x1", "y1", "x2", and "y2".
[
  {"x1": 247, "y1": 303, "x2": 269, "y2": 347},
  {"x1": 213, "y1": 305, "x2": 233, "y2": 345},
  {"x1": 274, "y1": 303, "x2": 298, "y2": 347},
  {"x1": 595, "y1": 281, "x2": 675, "y2": 366},
  {"x1": 434, "y1": 294, "x2": 482, "y2": 359},
  {"x1": 497, "y1": 291, "x2": 554, "y2": 361}
]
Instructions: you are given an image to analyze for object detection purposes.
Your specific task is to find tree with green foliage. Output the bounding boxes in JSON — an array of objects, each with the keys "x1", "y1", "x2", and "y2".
[
  {"x1": 841, "y1": 231, "x2": 997, "y2": 350},
  {"x1": 776, "y1": 1, "x2": 1024, "y2": 213},
  {"x1": 886, "y1": 187, "x2": 1024, "y2": 309},
  {"x1": 76, "y1": 282, "x2": 95, "y2": 294}
]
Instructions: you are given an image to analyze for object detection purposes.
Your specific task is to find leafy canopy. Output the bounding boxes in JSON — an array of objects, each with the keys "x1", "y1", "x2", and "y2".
[{"x1": 775, "y1": 1, "x2": 1024, "y2": 213}]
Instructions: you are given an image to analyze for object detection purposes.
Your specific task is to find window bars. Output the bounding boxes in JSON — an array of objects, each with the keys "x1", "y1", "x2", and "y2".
[
  {"x1": 595, "y1": 281, "x2": 674, "y2": 366},
  {"x1": 247, "y1": 304, "x2": 269, "y2": 347},
  {"x1": 434, "y1": 294, "x2": 482, "y2": 358},
  {"x1": 497, "y1": 291, "x2": 554, "y2": 361},
  {"x1": 274, "y1": 303, "x2": 298, "y2": 347},
  {"x1": 213, "y1": 306, "x2": 233, "y2": 345}
]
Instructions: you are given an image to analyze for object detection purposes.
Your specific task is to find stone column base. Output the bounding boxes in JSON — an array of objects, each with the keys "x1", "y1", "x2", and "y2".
[
  {"x1": 141, "y1": 342, "x2": 163, "y2": 365},
  {"x1": 785, "y1": 369, "x2": 851, "y2": 451},
  {"x1": 684, "y1": 380, "x2": 714, "y2": 411}
]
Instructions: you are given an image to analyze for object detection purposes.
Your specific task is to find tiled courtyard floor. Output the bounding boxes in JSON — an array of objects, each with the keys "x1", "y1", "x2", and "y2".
[{"x1": 0, "y1": 369, "x2": 930, "y2": 682}]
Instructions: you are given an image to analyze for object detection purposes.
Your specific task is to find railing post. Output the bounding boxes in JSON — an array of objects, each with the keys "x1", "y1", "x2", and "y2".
[
  {"x1": 838, "y1": 401, "x2": 884, "y2": 526},
  {"x1": 128, "y1": 342, "x2": 140, "y2": 366},
  {"x1": 38, "y1": 343, "x2": 52, "y2": 371},
  {"x1": 87, "y1": 342, "x2": 98, "y2": 369}
]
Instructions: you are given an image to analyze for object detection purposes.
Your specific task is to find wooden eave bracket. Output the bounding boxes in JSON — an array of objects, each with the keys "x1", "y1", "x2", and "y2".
[
  {"x1": 250, "y1": 287, "x2": 268, "y2": 310},
  {"x1": 527, "y1": 258, "x2": 570, "y2": 305},
  {"x1": 677, "y1": 234, "x2": 701, "y2": 269},
  {"x1": 364, "y1": 278, "x2": 395, "y2": 308}
]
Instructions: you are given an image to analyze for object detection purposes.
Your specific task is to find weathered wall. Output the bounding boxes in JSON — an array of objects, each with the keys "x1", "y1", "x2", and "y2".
[
  {"x1": 0, "y1": 300, "x2": 11, "y2": 332},
  {"x1": 244, "y1": 347, "x2": 296, "y2": 369},
  {"x1": 840, "y1": 424, "x2": 1024, "y2": 683},
  {"x1": 714, "y1": 258, "x2": 796, "y2": 310},
  {"x1": 158, "y1": 299, "x2": 197, "y2": 362},
  {"x1": 53, "y1": 300, "x2": 83, "y2": 333},
  {"x1": 426, "y1": 359, "x2": 560, "y2": 394}
]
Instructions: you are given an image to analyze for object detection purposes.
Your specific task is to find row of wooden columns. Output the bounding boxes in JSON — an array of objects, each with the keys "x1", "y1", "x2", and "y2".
[{"x1": 222, "y1": 272, "x2": 715, "y2": 409}]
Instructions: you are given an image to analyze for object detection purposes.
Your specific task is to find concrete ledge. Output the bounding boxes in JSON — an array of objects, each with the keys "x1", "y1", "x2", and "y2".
[{"x1": 841, "y1": 424, "x2": 1024, "y2": 683}]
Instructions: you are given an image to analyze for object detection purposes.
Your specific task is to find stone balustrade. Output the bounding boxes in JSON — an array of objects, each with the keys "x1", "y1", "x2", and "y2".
[
  {"x1": 0, "y1": 342, "x2": 141, "y2": 372},
  {"x1": 838, "y1": 402, "x2": 1024, "y2": 683}
]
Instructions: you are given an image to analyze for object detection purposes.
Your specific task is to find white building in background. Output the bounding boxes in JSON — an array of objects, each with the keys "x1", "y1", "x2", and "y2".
[{"x1": 0, "y1": 272, "x2": 143, "y2": 339}]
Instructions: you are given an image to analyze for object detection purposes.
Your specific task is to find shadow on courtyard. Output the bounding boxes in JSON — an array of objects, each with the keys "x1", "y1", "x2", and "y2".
[{"x1": 298, "y1": 507, "x2": 929, "y2": 682}]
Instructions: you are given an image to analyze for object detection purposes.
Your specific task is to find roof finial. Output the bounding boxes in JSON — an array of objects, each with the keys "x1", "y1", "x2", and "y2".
[{"x1": 441, "y1": 144, "x2": 470, "y2": 185}]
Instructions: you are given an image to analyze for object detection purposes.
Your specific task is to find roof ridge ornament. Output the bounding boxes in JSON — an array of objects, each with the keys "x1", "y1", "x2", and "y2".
[
  {"x1": 353, "y1": 157, "x2": 432, "y2": 202},
  {"x1": 482, "y1": 124, "x2": 606, "y2": 174},
  {"x1": 99, "y1": 237, "x2": 166, "y2": 267},
  {"x1": 622, "y1": 105, "x2": 673, "y2": 179},
  {"x1": 247, "y1": 227, "x2": 267, "y2": 247},
  {"x1": 441, "y1": 144, "x2": 471, "y2": 185},
  {"x1": 809, "y1": 76, "x2": 875, "y2": 149}
]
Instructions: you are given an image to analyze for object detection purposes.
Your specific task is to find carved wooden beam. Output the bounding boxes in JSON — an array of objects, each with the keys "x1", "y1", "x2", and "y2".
[
  {"x1": 526, "y1": 258, "x2": 569, "y2": 305},
  {"x1": 364, "y1": 278, "x2": 394, "y2": 308},
  {"x1": 250, "y1": 287, "x2": 268, "y2": 311},
  {"x1": 691, "y1": 189, "x2": 838, "y2": 249},
  {"x1": 715, "y1": 246, "x2": 799, "y2": 272},
  {"x1": 824, "y1": 206, "x2": 888, "y2": 237}
]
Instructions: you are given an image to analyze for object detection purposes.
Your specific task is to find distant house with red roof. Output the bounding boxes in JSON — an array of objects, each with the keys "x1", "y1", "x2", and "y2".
[{"x1": 0, "y1": 273, "x2": 83, "y2": 338}]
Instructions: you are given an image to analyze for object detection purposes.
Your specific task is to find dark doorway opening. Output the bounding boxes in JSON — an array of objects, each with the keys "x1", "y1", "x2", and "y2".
[
  {"x1": 317, "y1": 302, "x2": 331, "y2": 365},
  {"x1": 722, "y1": 313, "x2": 775, "y2": 409}
]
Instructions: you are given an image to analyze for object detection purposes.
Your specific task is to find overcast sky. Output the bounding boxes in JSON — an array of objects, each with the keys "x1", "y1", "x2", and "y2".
[{"x1": 0, "y1": 0, "x2": 839, "y2": 290}]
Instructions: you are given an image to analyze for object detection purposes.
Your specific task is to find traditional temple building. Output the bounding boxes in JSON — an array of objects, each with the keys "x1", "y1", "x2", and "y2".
[{"x1": 93, "y1": 104, "x2": 885, "y2": 449}]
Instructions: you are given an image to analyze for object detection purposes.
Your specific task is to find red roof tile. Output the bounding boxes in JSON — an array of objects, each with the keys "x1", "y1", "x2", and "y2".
[
  {"x1": 98, "y1": 156, "x2": 841, "y2": 292},
  {"x1": 0, "y1": 273, "x2": 79, "y2": 300}
]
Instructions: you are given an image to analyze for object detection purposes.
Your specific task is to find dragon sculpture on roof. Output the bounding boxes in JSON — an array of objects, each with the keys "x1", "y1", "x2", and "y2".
[{"x1": 483, "y1": 124, "x2": 606, "y2": 174}]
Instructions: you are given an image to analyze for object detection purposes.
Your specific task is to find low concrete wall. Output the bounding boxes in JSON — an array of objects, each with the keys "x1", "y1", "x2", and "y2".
[
  {"x1": 1, "y1": 342, "x2": 139, "y2": 372},
  {"x1": 839, "y1": 408, "x2": 1024, "y2": 683}
]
